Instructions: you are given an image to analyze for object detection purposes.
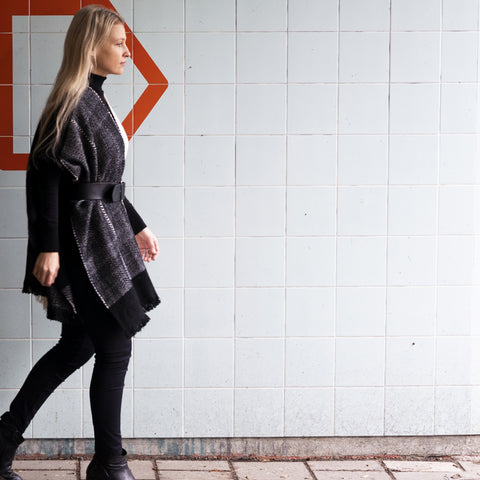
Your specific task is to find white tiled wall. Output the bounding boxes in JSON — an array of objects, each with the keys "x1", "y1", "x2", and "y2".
[{"x1": 1, "y1": 0, "x2": 480, "y2": 438}]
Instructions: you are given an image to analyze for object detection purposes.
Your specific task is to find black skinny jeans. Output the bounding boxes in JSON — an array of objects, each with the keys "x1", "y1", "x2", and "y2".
[{"x1": 1, "y1": 273, "x2": 132, "y2": 458}]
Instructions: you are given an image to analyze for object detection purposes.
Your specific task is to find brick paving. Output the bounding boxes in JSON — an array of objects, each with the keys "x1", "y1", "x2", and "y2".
[{"x1": 10, "y1": 457, "x2": 480, "y2": 479}]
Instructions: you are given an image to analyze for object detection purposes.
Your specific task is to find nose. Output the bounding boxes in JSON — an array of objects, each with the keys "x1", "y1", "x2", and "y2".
[{"x1": 124, "y1": 45, "x2": 130, "y2": 57}]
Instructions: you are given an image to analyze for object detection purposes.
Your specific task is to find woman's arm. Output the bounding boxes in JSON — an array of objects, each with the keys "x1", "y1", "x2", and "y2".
[
  {"x1": 123, "y1": 197, "x2": 158, "y2": 262},
  {"x1": 33, "y1": 252, "x2": 60, "y2": 287},
  {"x1": 135, "y1": 227, "x2": 159, "y2": 263},
  {"x1": 32, "y1": 162, "x2": 62, "y2": 286},
  {"x1": 123, "y1": 197, "x2": 147, "y2": 235}
]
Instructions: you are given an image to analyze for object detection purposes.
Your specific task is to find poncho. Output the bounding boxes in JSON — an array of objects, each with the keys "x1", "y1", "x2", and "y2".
[{"x1": 22, "y1": 81, "x2": 160, "y2": 337}]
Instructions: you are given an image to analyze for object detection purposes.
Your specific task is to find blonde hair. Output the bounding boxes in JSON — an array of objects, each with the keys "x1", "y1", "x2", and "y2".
[{"x1": 31, "y1": 5, "x2": 124, "y2": 166}]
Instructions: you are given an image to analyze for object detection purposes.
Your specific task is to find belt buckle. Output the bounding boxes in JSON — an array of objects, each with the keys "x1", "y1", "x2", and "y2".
[{"x1": 111, "y1": 182, "x2": 125, "y2": 202}]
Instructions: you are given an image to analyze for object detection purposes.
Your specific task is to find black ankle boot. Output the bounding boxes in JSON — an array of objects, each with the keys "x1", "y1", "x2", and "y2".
[
  {"x1": 0, "y1": 421, "x2": 24, "y2": 480},
  {"x1": 86, "y1": 449, "x2": 135, "y2": 480}
]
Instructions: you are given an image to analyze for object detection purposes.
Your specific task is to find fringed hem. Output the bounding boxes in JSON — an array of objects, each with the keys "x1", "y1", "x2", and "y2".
[
  {"x1": 144, "y1": 296, "x2": 161, "y2": 313},
  {"x1": 22, "y1": 289, "x2": 78, "y2": 325}
]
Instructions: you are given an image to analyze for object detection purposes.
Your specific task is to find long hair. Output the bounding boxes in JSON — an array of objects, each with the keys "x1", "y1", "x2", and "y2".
[{"x1": 31, "y1": 5, "x2": 124, "y2": 166}]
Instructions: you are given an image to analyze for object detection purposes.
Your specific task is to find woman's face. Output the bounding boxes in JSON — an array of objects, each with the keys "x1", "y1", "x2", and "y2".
[{"x1": 92, "y1": 23, "x2": 130, "y2": 76}]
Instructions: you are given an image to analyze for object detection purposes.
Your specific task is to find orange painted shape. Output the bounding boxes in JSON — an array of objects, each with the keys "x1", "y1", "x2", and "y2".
[
  {"x1": 0, "y1": 0, "x2": 168, "y2": 171},
  {"x1": 133, "y1": 35, "x2": 168, "y2": 85},
  {"x1": 0, "y1": 86, "x2": 13, "y2": 136},
  {"x1": 0, "y1": 34, "x2": 13, "y2": 84},
  {"x1": 132, "y1": 85, "x2": 168, "y2": 133},
  {"x1": 31, "y1": 0, "x2": 80, "y2": 15},
  {"x1": 0, "y1": 138, "x2": 28, "y2": 170},
  {"x1": 0, "y1": 0, "x2": 28, "y2": 33}
]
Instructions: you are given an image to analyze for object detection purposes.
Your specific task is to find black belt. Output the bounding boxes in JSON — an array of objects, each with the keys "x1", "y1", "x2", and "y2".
[{"x1": 70, "y1": 182, "x2": 125, "y2": 202}]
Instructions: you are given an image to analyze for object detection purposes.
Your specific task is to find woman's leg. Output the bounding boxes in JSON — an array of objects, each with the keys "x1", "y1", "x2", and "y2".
[
  {"x1": 1, "y1": 322, "x2": 94, "y2": 434},
  {"x1": 82, "y1": 310, "x2": 132, "y2": 458},
  {"x1": 0, "y1": 321, "x2": 94, "y2": 480},
  {"x1": 64, "y1": 245, "x2": 132, "y2": 459}
]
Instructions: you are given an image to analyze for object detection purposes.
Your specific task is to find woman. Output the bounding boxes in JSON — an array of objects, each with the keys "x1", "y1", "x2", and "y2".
[{"x1": 0, "y1": 6, "x2": 160, "y2": 480}]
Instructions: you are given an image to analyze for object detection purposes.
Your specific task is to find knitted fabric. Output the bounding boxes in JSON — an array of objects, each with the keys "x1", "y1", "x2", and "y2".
[{"x1": 23, "y1": 86, "x2": 160, "y2": 337}]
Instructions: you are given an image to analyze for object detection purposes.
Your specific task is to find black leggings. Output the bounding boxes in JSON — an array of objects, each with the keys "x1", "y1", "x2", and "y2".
[{"x1": 1, "y1": 278, "x2": 132, "y2": 458}]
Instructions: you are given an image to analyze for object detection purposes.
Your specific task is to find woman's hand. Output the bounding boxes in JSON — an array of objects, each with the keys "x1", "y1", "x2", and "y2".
[
  {"x1": 135, "y1": 227, "x2": 159, "y2": 262},
  {"x1": 33, "y1": 252, "x2": 60, "y2": 287}
]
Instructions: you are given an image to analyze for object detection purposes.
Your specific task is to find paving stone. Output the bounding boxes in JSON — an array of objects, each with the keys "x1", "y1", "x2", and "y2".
[
  {"x1": 393, "y1": 473, "x2": 476, "y2": 480},
  {"x1": 309, "y1": 460, "x2": 384, "y2": 471},
  {"x1": 458, "y1": 461, "x2": 480, "y2": 477},
  {"x1": 13, "y1": 460, "x2": 77, "y2": 470},
  {"x1": 80, "y1": 459, "x2": 155, "y2": 479},
  {"x1": 17, "y1": 471, "x2": 76, "y2": 480},
  {"x1": 384, "y1": 461, "x2": 461, "y2": 473},
  {"x1": 313, "y1": 473, "x2": 390, "y2": 480},
  {"x1": 456, "y1": 458, "x2": 480, "y2": 463},
  {"x1": 233, "y1": 461, "x2": 312, "y2": 480},
  {"x1": 158, "y1": 472, "x2": 233, "y2": 480},
  {"x1": 157, "y1": 460, "x2": 230, "y2": 471}
]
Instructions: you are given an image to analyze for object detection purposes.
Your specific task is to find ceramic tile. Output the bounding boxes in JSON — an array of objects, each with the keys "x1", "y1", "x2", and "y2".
[
  {"x1": 285, "y1": 388, "x2": 334, "y2": 436},
  {"x1": 288, "y1": 32, "x2": 337, "y2": 83},
  {"x1": 184, "y1": 389, "x2": 233, "y2": 437},
  {"x1": 185, "y1": 238, "x2": 234, "y2": 287},
  {"x1": 236, "y1": 136, "x2": 286, "y2": 186},
  {"x1": 235, "y1": 288, "x2": 284, "y2": 337},
  {"x1": 237, "y1": 0, "x2": 287, "y2": 31},
  {"x1": 287, "y1": 135, "x2": 337, "y2": 186},
  {"x1": 186, "y1": 33, "x2": 234, "y2": 84},
  {"x1": 185, "y1": 338, "x2": 233, "y2": 387},
  {"x1": 286, "y1": 338, "x2": 335, "y2": 387},
  {"x1": 385, "y1": 387, "x2": 434, "y2": 436},
  {"x1": 288, "y1": 84, "x2": 337, "y2": 134},
  {"x1": 334, "y1": 387, "x2": 384, "y2": 436},
  {"x1": 237, "y1": 84, "x2": 286, "y2": 135},
  {"x1": 340, "y1": 0, "x2": 390, "y2": 31},
  {"x1": 186, "y1": 85, "x2": 234, "y2": 135},
  {"x1": 236, "y1": 237, "x2": 285, "y2": 287},
  {"x1": 234, "y1": 388, "x2": 284, "y2": 436},
  {"x1": 391, "y1": 32, "x2": 441, "y2": 83},
  {"x1": 237, "y1": 33, "x2": 286, "y2": 83},
  {"x1": 288, "y1": 0, "x2": 338, "y2": 31},
  {"x1": 185, "y1": 288, "x2": 234, "y2": 338},
  {"x1": 186, "y1": 0, "x2": 235, "y2": 31},
  {"x1": 391, "y1": 0, "x2": 441, "y2": 31},
  {"x1": 339, "y1": 85, "x2": 388, "y2": 134},
  {"x1": 185, "y1": 136, "x2": 235, "y2": 186},
  {"x1": 339, "y1": 33, "x2": 389, "y2": 83},
  {"x1": 285, "y1": 287, "x2": 335, "y2": 337},
  {"x1": 235, "y1": 338, "x2": 284, "y2": 387}
]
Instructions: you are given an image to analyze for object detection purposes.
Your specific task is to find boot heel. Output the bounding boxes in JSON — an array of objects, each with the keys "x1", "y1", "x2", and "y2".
[
  {"x1": 0, "y1": 422, "x2": 24, "y2": 480},
  {"x1": 86, "y1": 449, "x2": 135, "y2": 480}
]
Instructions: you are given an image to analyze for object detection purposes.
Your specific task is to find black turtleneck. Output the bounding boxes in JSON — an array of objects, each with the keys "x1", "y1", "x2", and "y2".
[
  {"x1": 89, "y1": 73, "x2": 107, "y2": 97},
  {"x1": 34, "y1": 75, "x2": 146, "y2": 253}
]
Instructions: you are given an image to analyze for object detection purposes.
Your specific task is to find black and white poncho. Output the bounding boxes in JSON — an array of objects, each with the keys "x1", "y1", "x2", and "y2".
[{"x1": 23, "y1": 79, "x2": 160, "y2": 337}]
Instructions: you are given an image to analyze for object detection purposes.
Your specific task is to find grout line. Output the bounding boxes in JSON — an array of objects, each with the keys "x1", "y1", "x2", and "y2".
[
  {"x1": 432, "y1": 0, "x2": 445, "y2": 436},
  {"x1": 153, "y1": 458, "x2": 161, "y2": 480},
  {"x1": 232, "y1": 0, "x2": 238, "y2": 438},
  {"x1": 378, "y1": 458, "x2": 397, "y2": 480},
  {"x1": 304, "y1": 460, "x2": 319, "y2": 480},
  {"x1": 228, "y1": 459, "x2": 239, "y2": 480},
  {"x1": 332, "y1": 0, "x2": 341, "y2": 437},
  {"x1": 182, "y1": 0, "x2": 187, "y2": 439},
  {"x1": 383, "y1": 0, "x2": 393, "y2": 437},
  {"x1": 282, "y1": 0, "x2": 289, "y2": 437}
]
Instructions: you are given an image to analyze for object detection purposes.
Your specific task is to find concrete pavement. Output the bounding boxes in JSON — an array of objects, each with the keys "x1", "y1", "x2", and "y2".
[{"x1": 10, "y1": 457, "x2": 480, "y2": 479}]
